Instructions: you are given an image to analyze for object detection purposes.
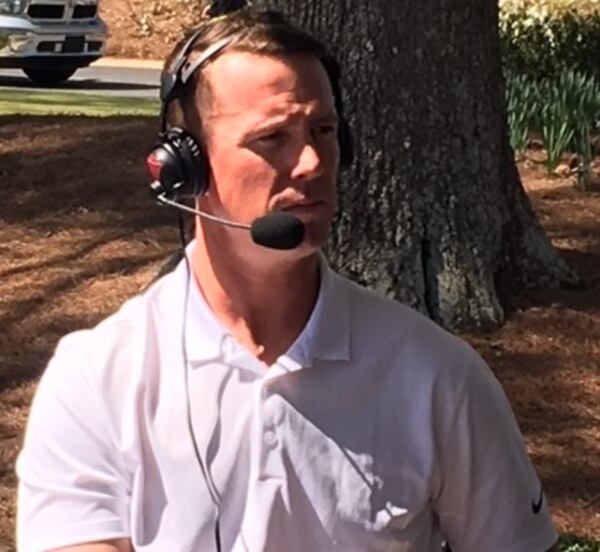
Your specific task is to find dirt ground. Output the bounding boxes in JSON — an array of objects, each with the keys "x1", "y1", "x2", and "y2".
[
  {"x1": 0, "y1": 116, "x2": 599, "y2": 549},
  {"x1": 0, "y1": 116, "x2": 178, "y2": 550},
  {"x1": 100, "y1": 0, "x2": 206, "y2": 60}
]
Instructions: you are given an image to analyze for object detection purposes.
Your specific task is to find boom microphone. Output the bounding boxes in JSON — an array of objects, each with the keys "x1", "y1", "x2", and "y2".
[
  {"x1": 250, "y1": 212, "x2": 305, "y2": 250},
  {"x1": 155, "y1": 194, "x2": 305, "y2": 250}
]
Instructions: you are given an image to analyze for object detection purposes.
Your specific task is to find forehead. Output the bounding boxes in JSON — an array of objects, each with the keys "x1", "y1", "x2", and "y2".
[{"x1": 202, "y1": 51, "x2": 335, "y2": 118}]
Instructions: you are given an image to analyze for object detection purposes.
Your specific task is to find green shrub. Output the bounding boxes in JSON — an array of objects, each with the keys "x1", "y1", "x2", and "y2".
[{"x1": 500, "y1": 2, "x2": 600, "y2": 79}]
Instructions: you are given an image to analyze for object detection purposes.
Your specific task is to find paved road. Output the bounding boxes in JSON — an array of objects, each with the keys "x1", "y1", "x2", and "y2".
[{"x1": 0, "y1": 59, "x2": 162, "y2": 98}]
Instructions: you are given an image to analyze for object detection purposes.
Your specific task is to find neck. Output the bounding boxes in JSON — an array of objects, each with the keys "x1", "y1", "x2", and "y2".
[{"x1": 191, "y1": 223, "x2": 321, "y2": 366}]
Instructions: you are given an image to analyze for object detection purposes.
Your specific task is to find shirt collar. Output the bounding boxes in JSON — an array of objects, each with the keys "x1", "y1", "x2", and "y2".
[
  {"x1": 169, "y1": 243, "x2": 351, "y2": 368},
  {"x1": 280, "y1": 253, "x2": 350, "y2": 369}
]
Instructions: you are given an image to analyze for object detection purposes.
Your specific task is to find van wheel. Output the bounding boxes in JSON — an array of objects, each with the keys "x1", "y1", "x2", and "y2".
[{"x1": 23, "y1": 68, "x2": 78, "y2": 86}]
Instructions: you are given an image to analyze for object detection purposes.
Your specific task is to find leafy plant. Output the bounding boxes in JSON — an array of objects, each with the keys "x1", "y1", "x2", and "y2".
[
  {"x1": 560, "y1": 71, "x2": 600, "y2": 189},
  {"x1": 505, "y1": 73, "x2": 539, "y2": 155},
  {"x1": 536, "y1": 78, "x2": 576, "y2": 171},
  {"x1": 505, "y1": 70, "x2": 600, "y2": 178},
  {"x1": 544, "y1": 71, "x2": 600, "y2": 185}
]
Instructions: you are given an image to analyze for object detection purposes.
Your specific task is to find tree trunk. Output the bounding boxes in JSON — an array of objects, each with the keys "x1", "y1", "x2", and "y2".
[{"x1": 253, "y1": 0, "x2": 574, "y2": 330}]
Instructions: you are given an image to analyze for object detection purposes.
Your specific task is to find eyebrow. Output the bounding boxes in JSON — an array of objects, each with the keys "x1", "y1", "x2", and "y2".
[
  {"x1": 311, "y1": 113, "x2": 339, "y2": 125},
  {"x1": 242, "y1": 111, "x2": 339, "y2": 139}
]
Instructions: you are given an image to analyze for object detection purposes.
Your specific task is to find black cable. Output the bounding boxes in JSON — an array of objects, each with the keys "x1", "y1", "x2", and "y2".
[{"x1": 178, "y1": 212, "x2": 223, "y2": 552}]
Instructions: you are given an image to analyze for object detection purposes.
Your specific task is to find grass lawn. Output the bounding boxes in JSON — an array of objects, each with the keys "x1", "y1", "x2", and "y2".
[{"x1": 0, "y1": 89, "x2": 160, "y2": 117}]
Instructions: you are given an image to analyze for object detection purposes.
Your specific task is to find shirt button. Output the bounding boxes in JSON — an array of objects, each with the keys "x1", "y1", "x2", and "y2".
[{"x1": 264, "y1": 429, "x2": 278, "y2": 448}]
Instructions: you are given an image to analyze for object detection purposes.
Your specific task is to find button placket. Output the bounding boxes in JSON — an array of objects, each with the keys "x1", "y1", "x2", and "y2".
[
  {"x1": 263, "y1": 427, "x2": 278, "y2": 449},
  {"x1": 256, "y1": 383, "x2": 287, "y2": 481},
  {"x1": 260, "y1": 384, "x2": 279, "y2": 450}
]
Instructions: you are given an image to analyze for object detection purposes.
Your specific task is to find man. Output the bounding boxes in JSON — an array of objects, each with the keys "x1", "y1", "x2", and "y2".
[{"x1": 17, "y1": 7, "x2": 559, "y2": 552}]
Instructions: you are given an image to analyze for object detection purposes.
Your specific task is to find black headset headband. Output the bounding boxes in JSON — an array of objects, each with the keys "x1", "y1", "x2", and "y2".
[
  {"x1": 159, "y1": 35, "x2": 234, "y2": 135},
  {"x1": 159, "y1": 18, "x2": 350, "y2": 134}
]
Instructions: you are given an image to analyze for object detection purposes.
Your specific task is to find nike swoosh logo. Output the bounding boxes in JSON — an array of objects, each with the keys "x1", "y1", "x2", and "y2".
[{"x1": 532, "y1": 486, "x2": 544, "y2": 514}]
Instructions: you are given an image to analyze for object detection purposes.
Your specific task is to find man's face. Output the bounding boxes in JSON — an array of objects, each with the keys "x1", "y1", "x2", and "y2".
[{"x1": 197, "y1": 51, "x2": 340, "y2": 255}]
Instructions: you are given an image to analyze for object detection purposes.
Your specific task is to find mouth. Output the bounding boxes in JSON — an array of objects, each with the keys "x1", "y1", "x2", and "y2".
[
  {"x1": 278, "y1": 202, "x2": 329, "y2": 219},
  {"x1": 283, "y1": 202, "x2": 318, "y2": 209},
  {"x1": 279, "y1": 199, "x2": 325, "y2": 211}
]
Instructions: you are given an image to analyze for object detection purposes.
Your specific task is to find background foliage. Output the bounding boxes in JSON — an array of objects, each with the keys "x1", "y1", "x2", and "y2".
[
  {"x1": 500, "y1": 0, "x2": 600, "y2": 79},
  {"x1": 501, "y1": 0, "x2": 600, "y2": 189},
  {"x1": 559, "y1": 534, "x2": 600, "y2": 551}
]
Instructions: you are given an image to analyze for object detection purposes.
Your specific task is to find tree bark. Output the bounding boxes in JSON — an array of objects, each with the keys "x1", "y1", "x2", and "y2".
[{"x1": 253, "y1": 0, "x2": 574, "y2": 330}]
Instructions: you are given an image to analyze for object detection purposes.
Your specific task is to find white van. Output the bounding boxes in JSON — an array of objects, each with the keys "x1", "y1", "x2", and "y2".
[{"x1": 0, "y1": 0, "x2": 107, "y2": 85}]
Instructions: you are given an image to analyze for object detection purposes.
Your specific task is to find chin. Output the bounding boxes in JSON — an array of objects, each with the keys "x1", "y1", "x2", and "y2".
[
  {"x1": 256, "y1": 230, "x2": 326, "y2": 262},
  {"x1": 263, "y1": 240, "x2": 320, "y2": 259},
  {"x1": 247, "y1": 216, "x2": 331, "y2": 260},
  {"x1": 300, "y1": 217, "x2": 330, "y2": 245}
]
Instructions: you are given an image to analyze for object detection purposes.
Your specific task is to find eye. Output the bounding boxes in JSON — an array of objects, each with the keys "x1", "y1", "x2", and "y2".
[
  {"x1": 312, "y1": 124, "x2": 337, "y2": 137},
  {"x1": 255, "y1": 130, "x2": 286, "y2": 145}
]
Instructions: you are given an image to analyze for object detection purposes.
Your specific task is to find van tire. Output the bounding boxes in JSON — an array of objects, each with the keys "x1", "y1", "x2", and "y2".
[{"x1": 23, "y1": 68, "x2": 78, "y2": 85}]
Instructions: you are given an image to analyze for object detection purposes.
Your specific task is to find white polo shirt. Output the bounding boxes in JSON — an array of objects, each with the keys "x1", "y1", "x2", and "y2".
[{"x1": 17, "y1": 250, "x2": 558, "y2": 552}]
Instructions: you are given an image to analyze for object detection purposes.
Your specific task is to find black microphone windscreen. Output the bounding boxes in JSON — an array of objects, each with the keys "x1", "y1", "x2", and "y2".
[{"x1": 250, "y1": 213, "x2": 305, "y2": 250}]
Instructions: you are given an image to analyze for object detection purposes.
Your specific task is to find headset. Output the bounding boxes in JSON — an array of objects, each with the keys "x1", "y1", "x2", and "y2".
[{"x1": 146, "y1": 14, "x2": 354, "y2": 203}]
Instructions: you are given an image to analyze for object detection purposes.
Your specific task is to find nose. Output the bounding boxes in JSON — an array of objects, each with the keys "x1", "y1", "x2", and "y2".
[{"x1": 290, "y1": 141, "x2": 324, "y2": 181}]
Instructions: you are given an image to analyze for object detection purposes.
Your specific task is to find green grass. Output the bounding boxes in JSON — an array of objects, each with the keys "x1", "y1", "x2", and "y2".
[
  {"x1": 560, "y1": 535, "x2": 600, "y2": 552},
  {"x1": 0, "y1": 89, "x2": 160, "y2": 116}
]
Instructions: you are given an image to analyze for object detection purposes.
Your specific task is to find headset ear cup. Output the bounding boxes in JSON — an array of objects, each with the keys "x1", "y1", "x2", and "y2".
[
  {"x1": 147, "y1": 128, "x2": 209, "y2": 199},
  {"x1": 338, "y1": 116, "x2": 354, "y2": 169},
  {"x1": 176, "y1": 129, "x2": 209, "y2": 197}
]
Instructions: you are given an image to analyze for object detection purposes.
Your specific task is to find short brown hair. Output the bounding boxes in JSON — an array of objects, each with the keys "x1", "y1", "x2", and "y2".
[{"x1": 163, "y1": 9, "x2": 333, "y2": 132}]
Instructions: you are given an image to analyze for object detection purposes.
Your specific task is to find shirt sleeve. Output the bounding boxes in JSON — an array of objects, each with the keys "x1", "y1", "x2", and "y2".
[
  {"x1": 16, "y1": 340, "x2": 132, "y2": 552},
  {"x1": 434, "y1": 351, "x2": 558, "y2": 552}
]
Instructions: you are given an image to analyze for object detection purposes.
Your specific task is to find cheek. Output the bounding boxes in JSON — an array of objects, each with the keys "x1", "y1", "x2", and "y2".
[
  {"x1": 324, "y1": 137, "x2": 341, "y2": 171},
  {"x1": 208, "y1": 149, "x2": 280, "y2": 210}
]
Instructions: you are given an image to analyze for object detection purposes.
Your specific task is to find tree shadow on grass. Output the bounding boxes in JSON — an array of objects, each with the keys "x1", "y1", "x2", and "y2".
[
  {"x1": 0, "y1": 116, "x2": 182, "y2": 393},
  {"x1": 0, "y1": 115, "x2": 170, "y2": 231},
  {"x1": 0, "y1": 249, "x2": 169, "y2": 389}
]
